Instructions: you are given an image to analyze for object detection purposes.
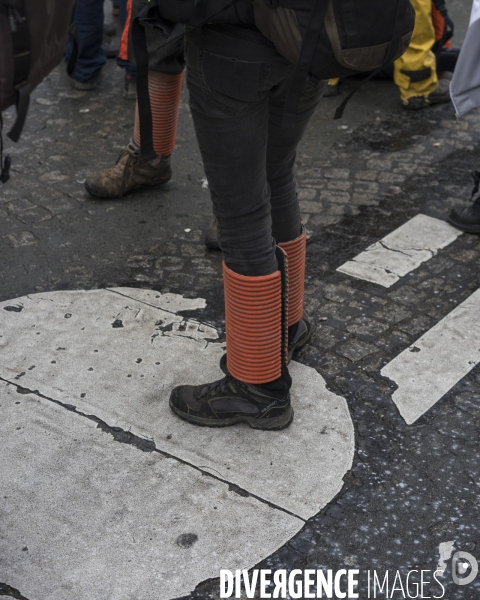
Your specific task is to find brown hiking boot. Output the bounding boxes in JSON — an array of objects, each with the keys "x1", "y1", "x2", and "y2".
[{"x1": 84, "y1": 146, "x2": 172, "y2": 199}]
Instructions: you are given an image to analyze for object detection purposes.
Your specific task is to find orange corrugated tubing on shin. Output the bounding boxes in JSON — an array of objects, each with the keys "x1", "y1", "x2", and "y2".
[
  {"x1": 223, "y1": 262, "x2": 282, "y2": 384},
  {"x1": 133, "y1": 71, "x2": 183, "y2": 156}
]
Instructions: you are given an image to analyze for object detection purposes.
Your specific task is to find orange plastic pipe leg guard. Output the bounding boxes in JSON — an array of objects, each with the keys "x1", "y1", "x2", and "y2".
[
  {"x1": 133, "y1": 71, "x2": 183, "y2": 157},
  {"x1": 118, "y1": 0, "x2": 134, "y2": 61},
  {"x1": 223, "y1": 262, "x2": 283, "y2": 384},
  {"x1": 278, "y1": 227, "x2": 306, "y2": 327}
]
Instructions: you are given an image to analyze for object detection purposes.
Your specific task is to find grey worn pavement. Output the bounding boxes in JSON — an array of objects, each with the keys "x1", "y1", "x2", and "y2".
[{"x1": 1, "y1": 1, "x2": 480, "y2": 599}]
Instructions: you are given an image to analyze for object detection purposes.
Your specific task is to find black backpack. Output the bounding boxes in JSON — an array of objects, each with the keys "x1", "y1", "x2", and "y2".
[
  {"x1": 133, "y1": 0, "x2": 415, "y2": 160},
  {"x1": 253, "y1": 0, "x2": 415, "y2": 121},
  {"x1": 0, "y1": 0, "x2": 77, "y2": 182}
]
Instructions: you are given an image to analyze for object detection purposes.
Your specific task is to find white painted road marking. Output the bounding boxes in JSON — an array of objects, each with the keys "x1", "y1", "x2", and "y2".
[
  {"x1": 437, "y1": 541, "x2": 455, "y2": 574},
  {"x1": 337, "y1": 214, "x2": 463, "y2": 287},
  {"x1": 0, "y1": 289, "x2": 354, "y2": 598},
  {"x1": 0, "y1": 381, "x2": 301, "y2": 600},
  {"x1": 0, "y1": 288, "x2": 354, "y2": 519},
  {"x1": 381, "y1": 288, "x2": 480, "y2": 424}
]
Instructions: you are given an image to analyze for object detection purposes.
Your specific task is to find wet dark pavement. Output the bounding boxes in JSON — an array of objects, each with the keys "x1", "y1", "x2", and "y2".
[{"x1": 1, "y1": 1, "x2": 480, "y2": 598}]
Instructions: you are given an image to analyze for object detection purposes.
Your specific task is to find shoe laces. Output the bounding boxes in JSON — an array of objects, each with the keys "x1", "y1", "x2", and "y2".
[
  {"x1": 195, "y1": 376, "x2": 237, "y2": 401},
  {"x1": 117, "y1": 147, "x2": 141, "y2": 198},
  {"x1": 195, "y1": 373, "x2": 290, "y2": 408}
]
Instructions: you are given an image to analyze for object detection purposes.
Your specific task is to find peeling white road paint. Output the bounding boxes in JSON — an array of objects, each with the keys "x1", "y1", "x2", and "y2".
[
  {"x1": 109, "y1": 286, "x2": 207, "y2": 312},
  {"x1": 437, "y1": 541, "x2": 455, "y2": 574},
  {"x1": 0, "y1": 288, "x2": 355, "y2": 599},
  {"x1": 0, "y1": 381, "x2": 302, "y2": 600},
  {"x1": 337, "y1": 215, "x2": 462, "y2": 287},
  {"x1": 0, "y1": 289, "x2": 354, "y2": 519},
  {"x1": 381, "y1": 288, "x2": 480, "y2": 424}
]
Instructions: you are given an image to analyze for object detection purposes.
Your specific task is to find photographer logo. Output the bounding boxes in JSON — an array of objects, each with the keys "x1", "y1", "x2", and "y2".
[{"x1": 451, "y1": 551, "x2": 478, "y2": 586}]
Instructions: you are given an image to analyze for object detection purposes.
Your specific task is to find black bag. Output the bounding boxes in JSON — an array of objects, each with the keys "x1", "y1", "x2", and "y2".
[
  {"x1": 253, "y1": 0, "x2": 415, "y2": 121},
  {"x1": 254, "y1": 0, "x2": 414, "y2": 79},
  {"x1": 156, "y1": 0, "x2": 414, "y2": 80},
  {"x1": 0, "y1": 0, "x2": 76, "y2": 182}
]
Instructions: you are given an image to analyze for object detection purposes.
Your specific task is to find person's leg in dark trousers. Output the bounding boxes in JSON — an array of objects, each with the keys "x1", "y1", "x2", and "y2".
[
  {"x1": 169, "y1": 26, "x2": 324, "y2": 429},
  {"x1": 267, "y1": 78, "x2": 326, "y2": 356},
  {"x1": 267, "y1": 81, "x2": 323, "y2": 244},
  {"x1": 184, "y1": 28, "x2": 324, "y2": 275},
  {"x1": 68, "y1": 0, "x2": 106, "y2": 87},
  {"x1": 184, "y1": 28, "x2": 278, "y2": 278}
]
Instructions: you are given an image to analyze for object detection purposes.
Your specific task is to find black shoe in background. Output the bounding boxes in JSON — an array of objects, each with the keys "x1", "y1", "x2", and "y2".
[
  {"x1": 403, "y1": 77, "x2": 451, "y2": 110},
  {"x1": 447, "y1": 171, "x2": 480, "y2": 233}
]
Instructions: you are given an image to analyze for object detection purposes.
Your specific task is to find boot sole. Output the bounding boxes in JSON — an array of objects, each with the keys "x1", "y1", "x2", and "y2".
[
  {"x1": 169, "y1": 399, "x2": 294, "y2": 430},
  {"x1": 84, "y1": 176, "x2": 172, "y2": 199}
]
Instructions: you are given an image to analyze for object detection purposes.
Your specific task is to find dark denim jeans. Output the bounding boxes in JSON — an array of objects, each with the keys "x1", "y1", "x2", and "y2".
[
  {"x1": 67, "y1": 0, "x2": 106, "y2": 83},
  {"x1": 186, "y1": 25, "x2": 325, "y2": 277}
]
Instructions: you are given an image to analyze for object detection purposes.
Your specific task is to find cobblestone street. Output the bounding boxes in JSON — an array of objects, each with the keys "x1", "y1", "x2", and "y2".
[{"x1": 1, "y1": 2, "x2": 480, "y2": 598}]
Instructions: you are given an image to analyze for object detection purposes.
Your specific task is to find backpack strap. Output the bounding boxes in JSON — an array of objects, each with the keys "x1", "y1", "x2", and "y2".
[
  {"x1": 67, "y1": 20, "x2": 80, "y2": 78},
  {"x1": 131, "y1": 0, "x2": 159, "y2": 162},
  {"x1": 2, "y1": 0, "x2": 32, "y2": 142}
]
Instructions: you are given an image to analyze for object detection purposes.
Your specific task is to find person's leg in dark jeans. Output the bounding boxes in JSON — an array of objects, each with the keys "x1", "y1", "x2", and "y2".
[
  {"x1": 67, "y1": 0, "x2": 106, "y2": 89},
  {"x1": 169, "y1": 26, "x2": 324, "y2": 429},
  {"x1": 267, "y1": 82, "x2": 323, "y2": 244},
  {"x1": 267, "y1": 78, "x2": 326, "y2": 356}
]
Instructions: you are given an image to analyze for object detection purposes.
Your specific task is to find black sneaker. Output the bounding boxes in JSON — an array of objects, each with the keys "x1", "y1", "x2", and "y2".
[
  {"x1": 287, "y1": 311, "x2": 312, "y2": 361},
  {"x1": 169, "y1": 372, "x2": 293, "y2": 430},
  {"x1": 402, "y1": 96, "x2": 429, "y2": 110},
  {"x1": 403, "y1": 78, "x2": 451, "y2": 110},
  {"x1": 428, "y1": 77, "x2": 452, "y2": 105},
  {"x1": 447, "y1": 171, "x2": 480, "y2": 233}
]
